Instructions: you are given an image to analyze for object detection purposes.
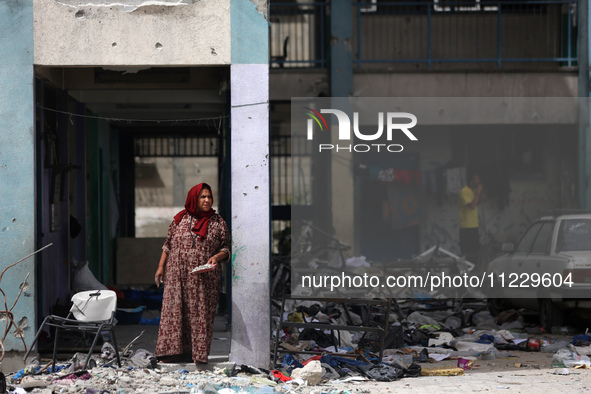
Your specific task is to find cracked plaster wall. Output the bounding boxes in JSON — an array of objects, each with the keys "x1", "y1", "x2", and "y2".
[
  {"x1": 248, "y1": 0, "x2": 267, "y2": 19},
  {"x1": 0, "y1": 0, "x2": 36, "y2": 353},
  {"x1": 34, "y1": 0, "x2": 231, "y2": 66}
]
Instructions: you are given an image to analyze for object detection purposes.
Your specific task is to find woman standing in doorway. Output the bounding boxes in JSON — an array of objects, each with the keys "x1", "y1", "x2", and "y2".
[{"x1": 154, "y1": 183, "x2": 231, "y2": 365}]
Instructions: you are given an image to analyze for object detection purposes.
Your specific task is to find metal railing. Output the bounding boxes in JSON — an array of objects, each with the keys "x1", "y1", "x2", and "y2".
[
  {"x1": 269, "y1": 1, "x2": 578, "y2": 68},
  {"x1": 269, "y1": 2, "x2": 328, "y2": 68},
  {"x1": 270, "y1": 128, "x2": 312, "y2": 254},
  {"x1": 134, "y1": 135, "x2": 219, "y2": 157},
  {"x1": 354, "y1": 0, "x2": 577, "y2": 67},
  {"x1": 270, "y1": 127, "x2": 312, "y2": 207}
]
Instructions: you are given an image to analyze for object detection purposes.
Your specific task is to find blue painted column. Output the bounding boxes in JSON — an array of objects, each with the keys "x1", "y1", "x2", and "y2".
[
  {"x1": 229, "y1": 0, "x2": 270, "y2": 368},
  {"x1": 0, "y1": 0, "x2": 36, "y2": 357},
  {"x1": 331, "y1": 0, "x2": 353, "y2": 97}
]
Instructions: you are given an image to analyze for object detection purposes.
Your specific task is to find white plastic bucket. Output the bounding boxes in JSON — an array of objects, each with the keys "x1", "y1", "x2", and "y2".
[{"x1": 70, "y1": 290, "x2": 117, "y2": 321}]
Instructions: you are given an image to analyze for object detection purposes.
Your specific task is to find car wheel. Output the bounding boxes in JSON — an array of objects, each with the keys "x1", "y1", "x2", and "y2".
[{"x1": 538, "y1": 298, "x2": 563, "y2": 329}]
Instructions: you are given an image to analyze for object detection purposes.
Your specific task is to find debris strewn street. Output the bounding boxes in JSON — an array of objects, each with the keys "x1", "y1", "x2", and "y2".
[
  {"x1": 6, "y1": 298, "x2": 591, "y2": 393},
  {"x1": 6, "y1": 339, "x2": 591, "y2": 393}
]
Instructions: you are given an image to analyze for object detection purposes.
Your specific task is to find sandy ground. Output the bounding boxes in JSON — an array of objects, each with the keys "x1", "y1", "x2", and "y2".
[
  {"x1": 301, "y1": 350, "x2": 591, "y2": 393},
  {"x1": 348, "y1": 369, "x2": 591, "y2": 394}
]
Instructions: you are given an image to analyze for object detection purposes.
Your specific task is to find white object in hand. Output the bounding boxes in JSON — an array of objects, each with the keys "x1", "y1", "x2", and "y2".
[{"x1": 191, "y1": 264, "x2": 215, "y2": 274}]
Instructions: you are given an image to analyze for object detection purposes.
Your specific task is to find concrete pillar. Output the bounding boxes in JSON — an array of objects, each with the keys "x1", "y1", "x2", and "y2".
[
  {"x1": 0, "y1": 0, "x2": 36, "y2": 368},
  {"x1": 229, "y1": 0, "x2": 269, "y2": 368},
  {"x1": 579, "y1": 0, "x2": 591, "y2": 209}
]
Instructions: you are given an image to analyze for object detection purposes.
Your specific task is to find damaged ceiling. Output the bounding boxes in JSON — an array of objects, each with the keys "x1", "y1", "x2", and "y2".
[
  {"x1": 54, "y1": 0, "x2": 199, "y2": 13},
  {"x1": 37, "y1": 66, "x2": 229, "y2": 121}
]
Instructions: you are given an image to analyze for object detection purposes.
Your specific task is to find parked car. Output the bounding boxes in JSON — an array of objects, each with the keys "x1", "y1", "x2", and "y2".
[{"x1": 487, "y1": 213, "x2": 591, "y2": 328}]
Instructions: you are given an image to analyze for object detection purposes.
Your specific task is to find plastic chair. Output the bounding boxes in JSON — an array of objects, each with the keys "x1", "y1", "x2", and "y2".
[{"x1": 24, "y1": 290, "x2": 121, "y2": 370}]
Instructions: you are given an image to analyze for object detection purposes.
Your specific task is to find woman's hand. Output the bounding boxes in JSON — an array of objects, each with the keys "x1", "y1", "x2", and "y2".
[
  {"x1": 155, "y1": 266, "x2": 165, "y2": 287},
  {"x1": 207, "y1": 255, "x2": 219, "y2": 267},
  {"x1": 207, "y1": 252, "x2": 228, "y2": 267},
  {"x1": 155, "y1": 251, "x2": 168, "y2": 287}
]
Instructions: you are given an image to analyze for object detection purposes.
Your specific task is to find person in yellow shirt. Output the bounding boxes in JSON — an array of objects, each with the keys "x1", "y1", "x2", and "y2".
[{"x1": 459, "y1": 174, "x2": 483, "y2": 266}]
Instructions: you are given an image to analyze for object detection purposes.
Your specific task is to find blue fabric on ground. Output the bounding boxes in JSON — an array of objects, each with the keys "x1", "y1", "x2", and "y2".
[
  {"x1": 572, "y1": 334, "x2": 591, "y2": 345},
  {"x1": 140, "y1": 317, "x2": 161, "y2": 325},
  {"x1": 477, "y1": 334, "x2": 495, "y2": 344},
  {"x1": 320, "y1": 354, "x2": 369, "y2": 368},
  {"x1": 12, "y1": 364, "x2": 69, "y2": 380},
  {"x1": 281, "y1": 354, "x2": 303, "y2": 369},
  {"x1": 122, "y1": 289, "x2": 163, "y2": 310}
]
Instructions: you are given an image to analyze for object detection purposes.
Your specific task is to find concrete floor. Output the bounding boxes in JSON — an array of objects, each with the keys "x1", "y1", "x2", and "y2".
[{"x1": 113, "y1": 312, "x2": 231, "y2": 371}]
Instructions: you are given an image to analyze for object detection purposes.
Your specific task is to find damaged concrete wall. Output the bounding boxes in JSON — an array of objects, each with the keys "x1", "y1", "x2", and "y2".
[
  {"x1": 34, "y1": 0, "x2": 231, "y2": 65},
  {"x1": 56, "y1": 0, "x2": 197, "y2": 12},
  {"x1": 0, "y1": 0, "x2": 36, "y2": 354}
]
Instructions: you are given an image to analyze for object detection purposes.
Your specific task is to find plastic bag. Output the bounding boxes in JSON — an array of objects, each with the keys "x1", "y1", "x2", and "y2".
[
  {"x1": 72, "y1": 260, "x2": 108, "y2": 292},
  {"x1": 552, "y1": 348, "x2": 591, "y2": 368}
]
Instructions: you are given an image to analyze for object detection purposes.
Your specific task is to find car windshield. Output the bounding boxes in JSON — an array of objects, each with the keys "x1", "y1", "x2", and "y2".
[{"x1": 556, "y1": 219, "x2": 591, "y2": 252}]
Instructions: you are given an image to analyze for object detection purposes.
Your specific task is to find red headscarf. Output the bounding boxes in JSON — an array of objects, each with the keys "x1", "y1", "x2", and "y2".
[{"x1": 173, "y1": 183, "x2": 216, "y2": 241}]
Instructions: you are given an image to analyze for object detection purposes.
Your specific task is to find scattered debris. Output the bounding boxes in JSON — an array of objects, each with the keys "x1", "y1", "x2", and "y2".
[
  {"x1": 290, "y1": 360, "x2": 322, "y2": 386},
  {"x1": 420, "y1": 367, "x2": 465, "y2": 376},
  {"x1": 7, "y1": 244, "x2": 591, "y2": 391},
  {"x1": 554, "y1": 368, "x2": 570, "y2": 375}
]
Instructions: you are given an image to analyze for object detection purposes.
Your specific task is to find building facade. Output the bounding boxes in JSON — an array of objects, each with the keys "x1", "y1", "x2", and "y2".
[
  {"x1": 269, "y1": 0, "x2": 584, "y2": 265},
  {"x1": 0, "y1": 0, "x2": 270, "y2": 369},
  {"x1": 1, "y1": 0, "x2": 590, "y2": 370}
]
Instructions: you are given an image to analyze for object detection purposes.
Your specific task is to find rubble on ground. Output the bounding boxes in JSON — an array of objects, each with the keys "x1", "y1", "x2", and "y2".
[
  {"x1": 6, "y1": 298, "x2": 591, "y2": 394},
  {"x1": 271, "y1": 297, "x2": 591, "y2": 386},
  {"x1": 5, "y1": 357, "x2": 370, "y2": 394},
  {"x1": 7, "y1": 295, "x2": 591, "y2": 393}
]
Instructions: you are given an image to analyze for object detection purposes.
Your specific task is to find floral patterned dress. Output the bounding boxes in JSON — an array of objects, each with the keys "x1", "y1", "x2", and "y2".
[{"x1": 154, "y1": 213, "x2": 231, "y2": 363}]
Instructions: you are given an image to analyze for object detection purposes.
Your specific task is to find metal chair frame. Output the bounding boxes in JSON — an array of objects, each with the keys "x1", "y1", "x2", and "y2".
[{"x1": 24, "y1": 295, "x2": 121, "y2": 370}]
